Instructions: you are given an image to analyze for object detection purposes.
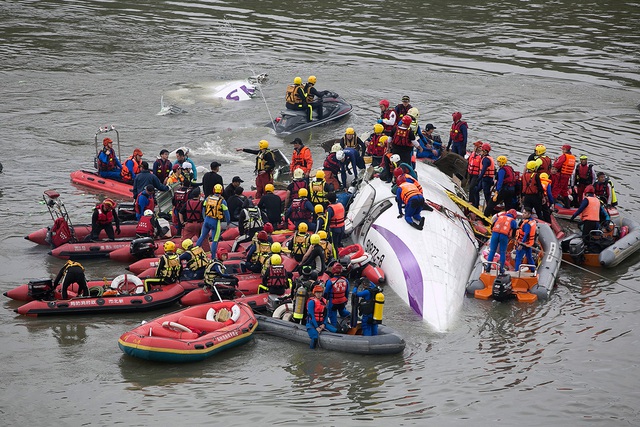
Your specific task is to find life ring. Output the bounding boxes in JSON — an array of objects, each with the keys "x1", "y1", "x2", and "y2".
[
  {"x1": 350, "y1": 252, "x2": 373, "y2": 269},
  {"x1": 206, "y1": 304, "x2": 241, "y2": 322},
  {"x1": 110, "y1": 274, "x2": 144, "y2": 294},
  {"x1": 162, "y1": 321, "x2": 191, "y2": 333},
  {"x1": 272, "y1": 303, "x2": 294, "y2": 320},
  {"x1": 338, "y1": 244, "x2": 364, "y2": 260}
]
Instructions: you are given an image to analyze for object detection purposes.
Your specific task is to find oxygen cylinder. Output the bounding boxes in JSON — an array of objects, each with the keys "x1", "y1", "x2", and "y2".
[
  {"x1": 373, "y1": 290, "x2": 384, "y2": 324},
  {"x1": 292, "y1": 286, "x2": 307, "y2": 322}
]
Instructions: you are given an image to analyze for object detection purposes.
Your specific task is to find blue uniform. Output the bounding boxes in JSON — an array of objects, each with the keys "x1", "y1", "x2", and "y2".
[
  {"x1": 306, "y1": 297, "x2": 337, "y2": 349},
  {"x1": 97, "y1": 150, "x2": 122, "y2": 180}
]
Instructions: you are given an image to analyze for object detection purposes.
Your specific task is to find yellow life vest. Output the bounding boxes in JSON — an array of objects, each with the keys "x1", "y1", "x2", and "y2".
[{"x1": 204, "y1": 194, "x2": 224, "y2": 219}]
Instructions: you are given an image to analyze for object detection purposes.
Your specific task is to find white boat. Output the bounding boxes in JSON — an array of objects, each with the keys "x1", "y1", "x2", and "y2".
[{"x1": 346, "y1": 161, "x2": 479, "y2": 332}]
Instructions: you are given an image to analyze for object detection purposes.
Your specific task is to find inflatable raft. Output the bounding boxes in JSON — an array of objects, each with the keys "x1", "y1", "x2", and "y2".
[
  {"x1": 255, "y1": 315, "x2": 405, "y2": 355},
  {"x1": 119, "y1": 301, "x2": 257, "y2": 363},
  {"x1": 560, "y1": 216, "x2": 640, "y2": 268},
  {"x1": 465, "y1": 221, "x2": 562, "y2": 302}
]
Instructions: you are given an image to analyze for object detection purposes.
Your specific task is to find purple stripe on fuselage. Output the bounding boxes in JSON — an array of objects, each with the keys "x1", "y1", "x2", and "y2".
[{"x1": 371, "y1": 224, "x2": 423, "y2": 316}]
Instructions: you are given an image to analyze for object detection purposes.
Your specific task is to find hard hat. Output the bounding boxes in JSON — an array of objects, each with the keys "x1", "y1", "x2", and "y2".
[
  {"x1": 257, "y1": 231, "x2": 268, "y2": 242},
  {"x1": 584, "y1": 185, "x2": 595, "y2": 194},
  {"x1": 395, "y1": 174, "x2": 407, "y2": 185},
  {"x1": 214, "y1": 184, "x2": 223, "y2": 194},
  {"x1": 133, "y1": 148, "x2": 143, "y2": 156},
  {"x1": 265, "y1": 183, "x2": 275, "y2": 193},
  {"x1": 535, "y1": 144, "x2": 546, "y2": 155},
  {"x1": 182, "y1": 162, "x2": 192, "y2": 169},
  {"x1": 293, "y1": 168, "x2": 304, "y2": 179},
  {"x1": 307, "y1": 75, "x2": 317, "y2": 84},
  {"x1": 259, "y1": 139, "x2": 269, "y2": 150},
  {"x1": 473, "y1": 141, "x2": 483, "y2": 148},
  {"x1": 379, "y1": 99, "x2": 390, "y2": 108},
  {"x1": 373, "y1": 123, "x2": 384, "y2": 134},
  {"x1": 318, "y1": 230, "x2": 327, "y2": 239},
  {"x1": 407, "y1": 107, "x2": 419, "y2": 118},
  {"x1": 315, "y1": 170, "x2": 325, "y2": 180},
  {"x1": 298, "y1": 222, "x2": 308, "y2": 233},
  {"x1": 314, "y1": 204, "x2": 324, "y2": 214},
  {"x1": 336, "y1": 150, "x2": 345, "y2": 161},
  {"x1": 144, "y1": 209, "x2": 153, "y2": 216},
  {"x1": 540, "y1": 172, "x2": 550, "y2": 180},
  {"x1": 312, "y1": 284, "x2": 324, "y2": 293},
  {"x1": 103, "y1": 137, "x2": 113, "y2": 146},
  {"x1": 507, "y1": 209, "x2": 517, "y2": 218},
  {"x1": 331, "y1": 143, "x2": 342, "y2": 153},
  {"x1": 331, "y1": 263, "x2": 343, "y2": 275},
  {"x1": 298, "y1": 188, "x2": 308, "y2": 197},
  {"x1": 216, "y1": 247, "x2": 229, "y2": 259},
  {"x1": 380, "y1": 135, "x2": 389, "y2": 143},
  {"x1": 310, "y1": 234, "x2": 321, "y2": 245},
  {"x1": 345, "y1": 127, "x2": 355, "y2": 135},
  {"x1": 526, "y1": 160, "x2": 538, "y2": 171},
  {"x1": 263, "y1": 222, "x2": 274, "y2": 233},
  {"x1": 393, "y1": 167, "x2": 404, "y2": 178},
  {"x1": 390, "y1": 154, "x2": 400, "y2": 163},
  {"x1": 182, "y1": 238, "x2": 193, "y2": 250},
  {"x1": 497, "y1": 155, "x2": 507, "y2": 166},
  {"x1": 271, "y1": 242, "x2": 281, "y2": 253},
  {"x1": 293, "y1": 76, "x2": 302, "y2": 85},
  {"x1": 163, "y1": 241, "x2": 176, "y2": 253},
  {"x1": 270, "y1": 254, "x2": 282, "y2": 266},
  {"x1": 481, "y1": 143, "x2": 491, "y2": 152},
  {"x1": 562, "y1": 144, "x2": 572, "y2": 151},
  {"x1": 103, "y1": 198, "x2": 116, "y2": 208},
  {"x1": 401, "y1": 115, "x2": 413, "y2": 125},
  {"x1": 579, "y1": 155, "x2": 588, "y2": 160},
  {"x1": 452, "y1": 111, "x2": 462, "y2": 122}
]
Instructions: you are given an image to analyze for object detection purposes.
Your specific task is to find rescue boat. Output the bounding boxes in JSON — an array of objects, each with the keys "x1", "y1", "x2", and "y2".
[
  {"x1": 118, "y1": 301, "x2": 257, "y2": 363},
  {"x1": 560, "y1": 216, "x2": 640, "y2": 268},
  {"x1": 346, "y1": 161, "x2": 479, "y2": 332},
  {"x1": 465, "y1": 221, "x2": 562, "y2": 302}
]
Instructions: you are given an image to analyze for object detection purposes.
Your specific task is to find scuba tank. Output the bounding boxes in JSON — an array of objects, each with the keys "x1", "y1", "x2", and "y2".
[
  {"x1": 292, "y1": 286, "x2": 307, "y2": 323},
  {"x1": 350, "y1": 291, "x2": 359, "y2": 328},
  {"x1": 373, "y1": 289, "x2": 385, "y2": 324}
]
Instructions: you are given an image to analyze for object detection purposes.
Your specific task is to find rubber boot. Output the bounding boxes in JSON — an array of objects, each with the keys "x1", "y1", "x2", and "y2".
[
  {"x1": 309, "y1": 338, "x2": 317, "y2": 349},
  {"x1": 424, "y1": 203, "x2": 434, "y2": 212},
  {"x1": 409, "y1": 221, "x2": 422, "y2": 230},
  {"x1": 419, "y1": 217, "x2": 425, "y2": 229}
]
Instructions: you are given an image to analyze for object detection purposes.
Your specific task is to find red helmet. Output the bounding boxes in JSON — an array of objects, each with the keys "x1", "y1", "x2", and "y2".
[
  {"x1": 584, "y1": 185, "x2": 595, "y2": 194},
  {"x1": 562, "y1": 144, "x2": 572, "y2": 151},
  {"x1": 216, "y1": 247, "x2": 229, "y2": 259},
  {"x1": 257, "y1": 231, "x2": 268, "y2": 242},
  {"x1": 103, "y1": 137, "x2": 113, "y2": 146},
  {"x1": 481, "y1": 143, "x2": 491, "y2": 152},
  {"x1": 473, "y1": 140, "x2": 483, "y2": 148},
  {"x1": 263, "y1": 222, "x2": 274, "y2": 234},
  {"x1": 507, "y1": 209, "x2": 517, "y2": 218},
  {"x1": 393, "y1": 167, "x2": 405, "y2": 178},
  {"x1": 395, "y1": 174, "x2": 406, "y2": 185},
  {"x1": 331, "y1": 263, "x2": 343, "y2": 275},
  {"x1": 379, "y1": 99, "x2": 389, "y2": 108},
  {"x1": 133, "y1": 148, "x2": 143, "y2": 157},
  {"x1": 402, "y1": 115, "x2": 413, "y2": 125},
  {"x1": 102, "y1": 198, "x2": 116, "y2": 208},
  {"x1": 452, "y1": 111, "x2": 462, "y2": 122}
]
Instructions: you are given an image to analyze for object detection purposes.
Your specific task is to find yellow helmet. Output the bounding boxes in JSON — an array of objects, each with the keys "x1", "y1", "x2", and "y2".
[
  {"x1": 310, "y1": 234, "x2": 321, "y2": 245},
  {"x1": 318, "y1": 230, "x2": 327, "y2": 239},
  {"x1": 271, "y1": 242, "x2": 282, "y2": 253},
  {"x1": 380, "y1": 135, "x2": 389, "y2": 143},
  {"x1": 307, "y1": 75, "x2": 317, "y2": 84},
  {"x1": 315, "y1": 169, "x2": 325, "y2": 180},
  {"x1": 270, "y1": 254, "x2": 282, "y2": 266},
  {"x1": 373, "y1": 123, "x2": 384, "y2": 134},
  {"x1": 345, "y1": 127, "x2": 355, "y2": 135},
  {"x1": 182, "y1": 238, "x2": 193, "y2": 250},
  {"x1": 259, "y1": 139, "x2": 269, "y2": 150},
  {"x1": 535, "y1": 144, "x2": 546, "y2": 155},
  {"x1": 540, "y1": 172, "x2": 550, "y2": 180},
  {"x1": 265, "y1": 183, "x2": 275, "y2": 193},
  {"x1": 214, "y1": 184, "x2": 223, "y2": 194},
  {"x1": 314, "y1": 204, "x2": 324, "y2": 214},
  {"x1": 163, "y1": 241, "x2": 176, "y2": 253},
  {"x1": 293, "y1": 76, "x2": 302, "y2": 85},
  {"x1": 298, "y1": 188, "x2": 308, "y2": 197},
  {"x1": 298, "y1": 222, "x2": 308, "y2": 233},
  {"x1": 526, "y1": 160, "x2": 538, "y2": 171},
  {"x1": 497, "y1": 155, "x2": 508, "y2": 166}
]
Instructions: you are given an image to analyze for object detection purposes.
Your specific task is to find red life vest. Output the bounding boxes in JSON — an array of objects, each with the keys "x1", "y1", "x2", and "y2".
[
  {"x1": 581, "y1": 196, "x2": 601, "y2": 221},
  {"x1": 328, "y1": 203, "x2": 345, "y2": 228},
  {"x1": 593, "y1": 182, "x2": 609, "y2": 201},
  {"x1": 522, "y1": 172, "x2": 540, "y2": 195},
  {"x1": 536, "y1": 156, "x2": 552, "y2": 175},
  {"x1": 501, "y1": 165, "x2": 516, "y2": 186},
  {"x1": 560, "y1": 154, "x2": 576, "y2": 175},
  {"x1": 517, "y1": 219, "x2": 537, "y2": 246},
  {"x1": 185, "y1": 199, "x2": 203, "y2": 223},
  {"x1": 266, "y1": 264, "x2": 288, "y2": 289},
  {"x1": 98, "y1": 148, "x2": 118, "y2": 171},
  {"x1": 96, "y1": 204, "x2": 114, "y2": 225},
  {"x1": 381, "y1": 109, "x2": 395, "y2": 133},
  {"x1": 392, "y1": 125, "x2": 412, "y2": 147},
  {"x1": 329, "y1": 277, "x2": 348, "y2": 305},
  {"x1": 120, "y1": 156, "x2": 141, "y2": 182},
  {"x1": 308, "y1": 296, "x2": 327, "y2": 323},
  {"x1": 399, "y1": 182, "x2": 421, "y2": 204},
  {"x1": 290, "y1": 198, "x2": 312, "y2": 221},
  {"x1": 154, "y1": 158, "x2": 172, "y2": 182},
  {"x1": 135, "y1": 193, "x2": 155, "y2": 216},
  {"x1": 467, "y1": 152, "x2": 482, "y2": 176},
  {"x1": 323, "y1": 153, "x2": 341, "y2": 173},
  {"x1": 575, "y1": 163, "x2": 594, "y2": 184},
  {"x1": 366, "y1": 134, "x2": 387, "y2": 157},
  {"x1": 172, "y1": 186, "x2": 190, "y2": 212},
  {"x1": 135, "y1": 216, "x2": 153, "y2": 236},
  {"x1": 450, "y1": 120, "x2": 467, "y2": 143},
  {"x1": 291, "y1": 179, "x2": 307, "y2": 195},
  {"x1": 492, "y1": 214, "x2": 514, "y2": 235}
]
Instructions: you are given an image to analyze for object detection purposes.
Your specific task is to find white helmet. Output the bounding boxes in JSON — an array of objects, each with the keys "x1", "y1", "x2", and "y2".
[
  {"x1": 390, "y1": 154, "x2": 400, "y2": 163},
  {"x1": 144, "y1": 209, "x2": 154, "y2": 216},
  {"x1": 336, "y1": 150, "x2": 345, "y2": 161},
  {"x1": 407, "y1": 107, "x2": 419, "y2": 118},
  {"x1": 182, "y1": 161, "x2": 192, "y2": 169},
  {"x1": 331, "y1": 143, "x2": 342, "y2": 153}
]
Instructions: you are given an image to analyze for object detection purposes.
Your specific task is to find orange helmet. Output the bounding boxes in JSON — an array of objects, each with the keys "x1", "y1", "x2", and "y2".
[
  {"x1": 133, "y1": 148, "x2": 143, "y2": 157},
  {"x1": 103, "y1": 137, "x2": 113, "y2": 146}
]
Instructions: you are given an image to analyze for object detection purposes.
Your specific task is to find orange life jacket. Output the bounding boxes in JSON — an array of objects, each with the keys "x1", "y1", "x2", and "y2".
[
  {"x1": 467, "y1": 151, "x2": 482, "y2": 176},
  {"x1": 581, "y1": 196, "x2": 601, "y2": 221},
  {"x1": 516, "y1": 218, "x2": 537, "y2": 246},
  {"x1": 399, "y1": 182, "x2": 421, "y2": 204},
  {"x1": 492, "y1": 214, "x2": 514, "y2": 236},
  {"x1": 328, "y1": 203, "x2": 345, "y2": 228},
  {"x1": 560, "y1": 153, "x2": 576, "y2": 175}
]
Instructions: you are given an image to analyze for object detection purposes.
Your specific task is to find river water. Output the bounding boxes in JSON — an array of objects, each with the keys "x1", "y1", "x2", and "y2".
[{"x1": 1, "y1": 0, "x2": 640, "y2": 425}]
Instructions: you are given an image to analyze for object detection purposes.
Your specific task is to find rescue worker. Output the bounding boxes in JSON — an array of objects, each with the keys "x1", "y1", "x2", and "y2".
[
  {"x1": 203, "y1": 248, "x2": 235, "y2": 286},
  {"x1": 232, "y1": 198, "x2": 268, "y2": 252},
  {"x1": 317, "y1": 230, "x2": 335, "y2": 264},
  {"x1": 447, "y1": 111, "x2": 468, "y2": 156},
  {"x1": 514, "y1": 208, "x2": 537, "y2": 272},
  {"x1": 195, "y1": 183, "x2": 230, "y2": 256},
  {"x1": 121, "y1": 148, "x2": 143, "y2": 184},
  {"x1": 173, "y1": 149, "x2": 197, "y2": 180},
  {"x1": 574, "y1": 155, "x2": 595, "y2": 204},
  {"x1": 475, "y1": 143, "x2": 495, "y2": 213},
  {"x1": 539, "y1": 172, "x2": 556, "y2": 221},
  {"x1": 179, "y1": 239, "x2": 210, "y2": 280},
  {"x1": 378, "y1": 99, "x2": 397, "y2": 136},
  {"x1": 313, "y1": 204, "x2": 328, "y2": 234},
  {"x1": 299, "y1": 233, "x2": 327, "y2": 276},
  {"x1": 54, "y1": 260, "x2": 88, "y2": 299},
  {"x1": 391, "y1": 115, "x2": 421, "y2": 166},
  {"x1": 87, "y1": 198, "x2": 120, "y2": 241},
  {"x1": 340, "y1": 128, "x2": 366, "y2": 159},
  {"x1": 237, "y1": 140, "x2": 275, "y2": 199},
  {"x1": 180, "y1": 187, "x2": 204, "y2": 243},
  {"x1": 521, "y1": 160, "x2": 546, "y2": 222},
  {"x1": 365, "y1": 124, "x2": 388, "y2": 166},
  {"x1": 571, "y1": 185, "x2": 610, "y2": 238},
  {"x1": 180, "y1": 161, "x2": 195, "y2": 184},
  {"x1": 153, "y1": 149, "x2": 172, "y2": 184},
  {"x1": 285, "y1": 76, "x2": 311, "y2": 121},
  {"x1": 259, "y1": 254, "x2": 290, "y2": 296},
  {"x1": 309, "y1": 170, "x2": 333, "y2": 207},
  {"x1": 533, "y1": 144, "x2": 552, "y2": 175},
  {"x1": 395, "y1": 174, "x2": 425, "y2": 230},
  {"x1": 483, "y1": 155, "x2": 515, "y2": 216},
  {"x1": 289, "y1": 137, "x2": 313, "y2": 177},
  {"x1": 227, "y1": 186, "x2": 247, "y2": 222},
  {"x1": 336, "y1": 148, "x2": 364, "y2": 186},
  {"x1": 132, "y1": 161, "x2": 169, "y2": 201},
  {"x1": 285, "y1": 188, "x2": 314, "y2": 229},
  {"x1": 304, "y1": 76, "x2": 328, "y2": 120},
  {"x1": 326, "y1": 192, "x2": 345, "y2": 248},
  {"x1": 306, "y1": 284, "x2": 337, "y2": 349},
  {"x1": 324, "y1": 263, "x2": 350, "y2": 327},
  {"x1": 485, "y1": 209, "x2": 518, "y2": 274},
  {"x1": 202, "y1": 161, "x2": 224, "y2": 198},
  {"x1": 353, "y1": 278, "x2": 380, "y2": 336},
  {"x1": 286, "y1": 168, "x2": 308, "y2": 208},
  {"x1": 166, "y1": 163, "x2": 183, "y2": 185},
  {"x1": 135, "y1": 209, "x2": 164, "y2": 238},
  {"x1": 288, "y1": 222, "x2": 311, "y2": 263},
  {"x1": 134, "y1": 184, "x2": 156, "y2": 221},
  {"x1": 223, "y1": 175, "x2": 243, "y2": 200},
  {"x1": 394, "y1": 95, "x2": 412, "y2": 124},
  {"x1": 552, "y1": 144, "x2": 576, "y2": 207},
  {"x1": 467, "y1": 141, "x2": 484, "y2": 207},
  {"x1": 593, "y1": 171, "x2": 618, "y2": 207},
  {"x1": 258, "y1": 183, "x2": 283, "y2": 229},
  {"x1": 154, "y1": 241, "x2": 182, "y2": 284},
  {"x1": 97, "y1": 137, "x2": 122, "y2": 180},
  {"x1": 259, "y1": 240, "x2": 282, "y2": 276},
  {"x1": 323, "y1": 146, "x2": 344, "y2": 190},
  {"x1": 171, "y1": 177, "x2": 193, "y2": 237},
  {"x1": 244, "y1": 230, "x2": 272, "y2": 273}
]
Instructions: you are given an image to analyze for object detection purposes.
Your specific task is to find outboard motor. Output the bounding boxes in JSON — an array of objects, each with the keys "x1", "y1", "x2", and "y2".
[
  {"x1": 28, "y1": 279, "x2": 54, "y2": 300},
  {"x1": 117, "y1": 203, "x2": 137, "y2": 222},
  {"x1": 210, "y1": 277, "x2": 238, "y2": 300},
  {"x1": 492, "y1": 274, "x2": 514, "y2": 302},
  {"x1": 130, "y1": 237, "x2": 156, "y2": 259},
  {"x1": 267, "y1": 294, "x2": 286, "y2": 314},
  {"x1": 568, "y1": 237, "x2": 585, "y2": 264}
]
